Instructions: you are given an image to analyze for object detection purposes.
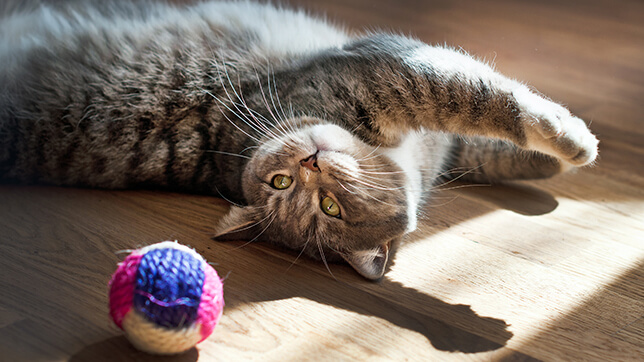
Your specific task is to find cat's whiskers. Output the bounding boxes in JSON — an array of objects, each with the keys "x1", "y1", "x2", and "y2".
[
  {"x1": 256, "y1": 66, "x2": 307, "y2": 146},
  {"x1": 350, "y1": 183, "x2": 407, "y2": 193},
  {"x1": 203, "y1": 149, "x2": 251, "y2": 160},
  {"x1": 431, "y1": 182, "x2": 490, "y2": 193},
  {"x1": 263, "y1": 65, "x2": 289, "y2": 128},
  {"x1": 337, "y1": 179, "x2": 401, "y2": 209},
  {"x1": 341, "y1": 180, "x2": 404, "y2": 208},
  {"x1": 228, "y1": 210, "x2": 278, "y2": 251},
  {"x1": 428, "y1": 163, "x2": 487, "y2": 191},
  {"x1": 316, "y1": 238, "x2": 337, "y2": 281},
  {"x1": 205, "y1": 92, "x2": 263, "y2": 143},
  {"x1": 339, "y1": 170, "x2": 406, "y2": 191},
  {"x1": 432, "y1": 166, "x2": 481, "y2": 179},
  {"x1": 213, "y1": 184, "x2": 246, "y2": 209},
  {"x1": 360, "y1": 162, "x2": 480, "y2": 192},
  {"x1": 204, "y1": 72, "x2": 266, "y2": 135},
  {"x1": 360, "y1": 164, "x2": 447, "y2": 177},
  {"x1": 286, "y1": 228, "x2": 313, "y2": 272},
  {"x1": 219, "y1": 67, "x2": 283, "y2": 143},
  {"x1": 358, "y1": 189, "x2": 400, "y2": 208},
  {"x1": 235, "y1": 72, "x2": 283, "y2": 139},
  {"x1": 347, "y1": 177, "x2": 403, "y2": 192},
  {"x1": 246, "y1": 82, "x2": 305, "y2": 151},
  {"x1": 337, "y1": 180, "x2": 358, "y2": 195},
  {"x1": 207, "y1": 75, "x2": 292, "y2": 153},
  {"x1": 336, "y1": 179, "x2": 398, "y2": 208},
  {"x1": 211, "y1": 58, "x2": 289, "y2": 148},
  {"x1": 354, "y1": 144, "x2": 382, "y2": 162},
  {"x1": 233, "y1": 65, "x2": 287, "y2": 142},
  {"x1": 270, "y1": 69, "x2": 300, "y2": 137},
  {"x1": 239, "y1": 146, "x2": 259, "y2": 154},
  {"x1": 357, "y1": 173, "x2": 406, "y2": 189},
  {"x1": 359, "y1": 169, "x2": 408, "y2": 175}
]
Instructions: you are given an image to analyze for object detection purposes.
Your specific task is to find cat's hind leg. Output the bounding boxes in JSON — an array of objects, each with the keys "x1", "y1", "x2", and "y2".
[
  {"x1": 446, "y1": 136, "x2": 575, "y2": 183},
  {"x1": 443, "y1": 86, "x2": 599, "y2": 183}
]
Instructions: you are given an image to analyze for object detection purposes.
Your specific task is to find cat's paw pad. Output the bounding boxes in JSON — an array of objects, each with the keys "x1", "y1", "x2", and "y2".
[
  {"x1": 528, "y1": 111, "x2": 598, "y2": 166},
  {"x1": 515, "y1": 89, "x2": 598, "y2": 167}
]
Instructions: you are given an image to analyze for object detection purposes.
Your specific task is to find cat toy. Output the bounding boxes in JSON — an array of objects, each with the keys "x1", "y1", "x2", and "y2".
[{"x1": 108, "y1": 241, "x2": 224, "y2": 354}]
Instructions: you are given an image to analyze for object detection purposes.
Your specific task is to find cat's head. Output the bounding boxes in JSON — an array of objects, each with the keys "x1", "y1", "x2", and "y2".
[{"x1": 214, "y1": 120, "x2": 410, "y2": 279}]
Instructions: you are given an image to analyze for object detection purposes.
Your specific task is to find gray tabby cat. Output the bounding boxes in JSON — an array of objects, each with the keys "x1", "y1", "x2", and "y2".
[{"x1": 0, "y1": 1, "x2": 598, "y2": 279}]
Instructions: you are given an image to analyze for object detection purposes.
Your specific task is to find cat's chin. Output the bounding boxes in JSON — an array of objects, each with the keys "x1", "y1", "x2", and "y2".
[{"x1": 307, "y1": 124, "x2": 362, "y2": 153}]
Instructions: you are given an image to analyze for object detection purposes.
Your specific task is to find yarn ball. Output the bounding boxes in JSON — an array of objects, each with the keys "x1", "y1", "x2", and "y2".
[{"x1": 108, "y1": 241, "x2": 224, "y2": 354}]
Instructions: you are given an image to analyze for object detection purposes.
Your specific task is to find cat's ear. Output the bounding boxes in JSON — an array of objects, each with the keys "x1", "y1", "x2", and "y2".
[
  {"x1": 212, "y1": 206, "x2": 261, "y2": 242},
  {"x1": 341, "y1": 240, "x2": 393, "y2": 280}
]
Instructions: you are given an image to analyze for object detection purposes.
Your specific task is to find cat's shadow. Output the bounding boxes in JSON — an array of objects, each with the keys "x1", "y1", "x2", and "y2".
[
  {"x1": 215, "y1": 182, "x2": 558, "y2": 353},
  {"x1": 222, "y1": 263, "x2": 513, "y2": 353}
]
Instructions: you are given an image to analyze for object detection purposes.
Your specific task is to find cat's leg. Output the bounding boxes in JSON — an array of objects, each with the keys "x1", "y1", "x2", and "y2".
[
  {"x1": 390, "y1": 35, "x2": 598, "y2": 169},
  {"x1": 446, "y1": 136, "x2": 567, "y2": 183},
  {"x1": 285, "y1": 34, "x2": 598, "y2": 169}
]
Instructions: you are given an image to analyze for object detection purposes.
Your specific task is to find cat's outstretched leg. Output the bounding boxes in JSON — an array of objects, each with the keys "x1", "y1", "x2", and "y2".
[{"x1": 285, "y1": 34, "x2": 598, "y2": 169}]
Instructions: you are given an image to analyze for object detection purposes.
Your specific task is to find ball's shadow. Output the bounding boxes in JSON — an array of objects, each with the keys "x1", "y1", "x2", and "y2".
[{"x1": 70, "y1": 336, "x2": 198, "y2": 362}]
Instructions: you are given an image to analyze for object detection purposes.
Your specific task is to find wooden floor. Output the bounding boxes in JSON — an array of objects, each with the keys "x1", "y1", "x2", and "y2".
[{"x1": 1, "y1": 0, "x2": 643, "y2": 360}]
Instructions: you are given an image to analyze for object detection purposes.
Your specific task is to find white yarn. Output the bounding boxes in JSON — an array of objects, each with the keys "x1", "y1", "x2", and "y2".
[{"x1": 122, "y1": 309, "x2": 203, "y2": 355}]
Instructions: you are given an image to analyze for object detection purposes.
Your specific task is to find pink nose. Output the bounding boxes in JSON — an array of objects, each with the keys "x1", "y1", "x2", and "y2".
[{"x1": 300, "y1": 154, "x2": 320, "y2": 172}]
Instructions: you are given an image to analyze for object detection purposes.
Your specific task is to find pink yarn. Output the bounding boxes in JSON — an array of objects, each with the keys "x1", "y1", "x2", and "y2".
[
  {"x1": 197, "y1": 263, "x2": 225, "y2": 341},
  {"x1": 108, "y1": 252, "x2": 143, "y2": 329}
]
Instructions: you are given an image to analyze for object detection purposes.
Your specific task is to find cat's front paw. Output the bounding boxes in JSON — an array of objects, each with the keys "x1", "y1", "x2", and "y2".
[{"x1": 515, "y1": 88, "x2": 599, "y2": 167}]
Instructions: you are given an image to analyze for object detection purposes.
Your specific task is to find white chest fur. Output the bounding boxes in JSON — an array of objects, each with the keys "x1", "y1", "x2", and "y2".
[{"x1": 383, "y1": 132, "x2": 425, "y2": 234}]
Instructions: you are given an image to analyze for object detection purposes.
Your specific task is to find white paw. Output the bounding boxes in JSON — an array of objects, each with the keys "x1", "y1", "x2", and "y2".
[{"x1": 514, "y1": 88, "x2": 599, "y2": 167}]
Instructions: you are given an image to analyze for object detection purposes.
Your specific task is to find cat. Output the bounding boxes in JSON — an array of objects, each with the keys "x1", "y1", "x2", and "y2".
[{"x1": 0, "y1": 0, "x2": 598, "y2": 280}]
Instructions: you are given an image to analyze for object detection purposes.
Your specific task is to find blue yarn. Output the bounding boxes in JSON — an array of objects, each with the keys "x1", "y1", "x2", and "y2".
[{"x1": 134, "y1": 248, "x2": 205, "y2": 329}]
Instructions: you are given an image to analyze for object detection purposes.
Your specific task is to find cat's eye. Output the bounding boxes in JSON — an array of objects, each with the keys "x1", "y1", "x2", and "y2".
[
  {"x1": 272, "y1": 174, "x2": 292, "y2": 190},
  {"x1": 321, "y1": 196, "x2": 341, "y2": 217}
]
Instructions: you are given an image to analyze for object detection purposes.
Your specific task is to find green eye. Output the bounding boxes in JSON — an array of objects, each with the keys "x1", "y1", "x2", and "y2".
[
  {"x1": 321, "y1": 196, "x2": 341, "y2": 217},
  {"x1": 272, "y1": 174, "x2": 292, "y2": 189}
]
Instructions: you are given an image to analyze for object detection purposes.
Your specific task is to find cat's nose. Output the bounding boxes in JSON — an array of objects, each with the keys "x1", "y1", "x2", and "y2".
[{"x1": 300, "y1": 154, "x2": 320, "y2": 172}]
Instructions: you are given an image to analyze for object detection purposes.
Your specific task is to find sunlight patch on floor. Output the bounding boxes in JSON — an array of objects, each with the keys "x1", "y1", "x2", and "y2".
[{"x1": 389, "y1": 208, "x2": 644, "y2": 349}]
